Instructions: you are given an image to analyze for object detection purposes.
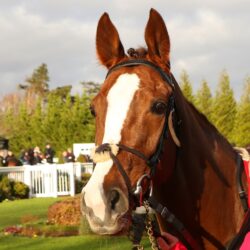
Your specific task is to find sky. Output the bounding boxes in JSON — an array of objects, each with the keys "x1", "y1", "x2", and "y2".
[{"x1": 0, "y1": 0, "x2": 249, "y2": 100}]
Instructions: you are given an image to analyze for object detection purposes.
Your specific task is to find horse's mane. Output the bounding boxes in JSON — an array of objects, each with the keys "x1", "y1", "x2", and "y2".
[
  {"x1": 180, "y1": 92, "x2": 234, "y2": 154},
  {"x1": 126, "y1": 47, "x2": 170, "y2": 72},
  {"x1": 172, "y1": 83, "x2": 238, "y2": 192},
  {"x1": 127, "y1": 47, "x2": 148, "y2": 59}
]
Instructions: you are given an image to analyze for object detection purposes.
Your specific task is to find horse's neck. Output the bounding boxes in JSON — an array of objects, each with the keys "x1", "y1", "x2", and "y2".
[{"x1": 155, "y1": 95, "x2": 245, "y2": 247}]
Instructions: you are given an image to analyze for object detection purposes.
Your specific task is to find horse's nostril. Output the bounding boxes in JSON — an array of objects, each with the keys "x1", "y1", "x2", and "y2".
[{"x1": 110, "y1": 189, "x2": 120, "y2": 210}]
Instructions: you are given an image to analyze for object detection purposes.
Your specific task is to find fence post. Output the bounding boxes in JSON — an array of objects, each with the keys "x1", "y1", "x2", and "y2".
[
  {"x1": 23, "y1": 166, "x2": 32, "y2": 197},
  {"x1": 69, "y1": 163, "x2": 75, "y2": 196},
  {"x1": 52, "y1": 165, "x2": 58, "y2": 197},
  {"x1": 74, "y1": 163, "x2": 81, "y2": 181}
]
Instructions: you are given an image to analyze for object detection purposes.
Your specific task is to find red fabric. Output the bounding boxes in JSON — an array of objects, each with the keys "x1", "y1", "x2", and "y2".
[
  {"x1": 239, "y1": 160, "x2": 250, "y2": 250},
  {"x1": 157, "y1": 232, "x2": 187, "y2": 250},
  {"x1": 240, "y1": 232, "x2": 250, "y2": 250},
  {"x1": 170, "y1": 242, "x2": 187, "y2": 250},
  {"x1": 243, "y1": 160, "x2": 250, "y2": 207}
]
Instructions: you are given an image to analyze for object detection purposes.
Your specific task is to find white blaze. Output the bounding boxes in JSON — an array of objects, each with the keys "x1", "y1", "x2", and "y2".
[{"x1": 83, "y1": 73, "x2": 140, "y2": 221}]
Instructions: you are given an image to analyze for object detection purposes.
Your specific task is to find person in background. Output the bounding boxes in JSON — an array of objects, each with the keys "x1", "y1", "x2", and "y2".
[
  {"x1": 5, "y1": 151, "x2": 20, "y2": 166},
  {"x1": 33, "y1": 146, "x2": 43, "y2": 164},
  {"x1": 0, "y1": 151, "x2": 5, "y2": 166},
  {"x1": 19, "y1": 150, "x2": 30, "y2": 165},
  {"x1": 44, "y1": 144, "x2": 55, "y2": 164},
  {"x1": 65, "y1": 148, "x2": 75, "y2": 162},
  {"x1": 62, "y1": 151, "x2": 68, "y2": 163}
]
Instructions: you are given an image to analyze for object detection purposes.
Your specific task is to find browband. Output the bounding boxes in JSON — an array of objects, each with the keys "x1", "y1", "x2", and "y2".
[{"x1": 106, "y1": 59, "x2": 174, "y2": 89}]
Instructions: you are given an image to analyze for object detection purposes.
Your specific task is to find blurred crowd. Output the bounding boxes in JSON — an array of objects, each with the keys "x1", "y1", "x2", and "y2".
[
  {"x1": 19, "y1": 144, "x2": 55, "y2": 165},
  {"x1": 0, "y1": 144, "x2": 84, "y2": 167}
]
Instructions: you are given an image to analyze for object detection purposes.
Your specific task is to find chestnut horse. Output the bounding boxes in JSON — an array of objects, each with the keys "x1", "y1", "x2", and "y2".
[{"x1": 81, "y1": 9, "x2": 247, "y2": 249}]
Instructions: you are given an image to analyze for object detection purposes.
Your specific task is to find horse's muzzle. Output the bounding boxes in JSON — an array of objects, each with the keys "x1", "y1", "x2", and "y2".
[{"x1": 81, "y1": 188, "x2": 129, "y2": 235}]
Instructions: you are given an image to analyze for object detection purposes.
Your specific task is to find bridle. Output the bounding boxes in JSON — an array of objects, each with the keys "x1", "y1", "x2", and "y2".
[{"x1": 95, "y1": 59, "x2": 176, "y2": 197}]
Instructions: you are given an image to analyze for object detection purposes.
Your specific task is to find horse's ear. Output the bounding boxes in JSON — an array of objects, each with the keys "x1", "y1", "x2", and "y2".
[
  {"x1": 96, "y1": 13, "x2": 125, "y2": 68},
  {"x1": 144, "y1": 9, "x2": 170, "y2": 66}
]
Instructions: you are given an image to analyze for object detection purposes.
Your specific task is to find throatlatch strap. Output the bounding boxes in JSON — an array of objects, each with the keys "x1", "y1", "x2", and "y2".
[
  {"x1": 227, "y1": 209, "x2": 250, "y2": 250},
  {"x1": 148, "y1": 196, "x2": 202, "y2": 250},
  {"x1": 236, "y1": 154, "x2": 248, "y2": 212},
  {"x1": 227, "y1": 154, "x2": 250, "y2": 249}
]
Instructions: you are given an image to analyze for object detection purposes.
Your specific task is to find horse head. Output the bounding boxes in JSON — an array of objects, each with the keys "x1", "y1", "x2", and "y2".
[{"x1": 81, "y1": 9, "x2": 180, "y2": 235}]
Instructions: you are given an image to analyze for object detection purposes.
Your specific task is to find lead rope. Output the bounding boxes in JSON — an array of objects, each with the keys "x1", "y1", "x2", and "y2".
[
  {"x1": 144, "y1": 200, "x2": 160, "y2": 250},
  {"x1": 133, "y1": 244, "x2": 144, "y2": 250},
  {"x1": 130, "y1": 201, "x2": 160, "y2": 250}
]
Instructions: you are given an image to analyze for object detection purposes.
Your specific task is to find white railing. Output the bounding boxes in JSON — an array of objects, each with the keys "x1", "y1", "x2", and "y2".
[{"x1": 0, "y1": 162, "x2": 93, "y2": 198}]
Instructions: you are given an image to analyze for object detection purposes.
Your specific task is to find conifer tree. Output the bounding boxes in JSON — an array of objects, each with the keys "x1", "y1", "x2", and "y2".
[
  {"x1": 10, "y1": 102, "x2": 32, "y2": 154},
  {"x1": 2, "y1": 108, "x2": 15, "y2": 139},
  {"x1": 212, "y1": 71, "x2": 236, "y2": 142},
  {"x1": 195, "y1": 80, "x2": 213, "y2": 121},
  {"x1": 81, "y1": 81, "x2": 100, "y2": 96},
  {"x1": 19, "y1": 63, "x2": 50, "y2": 110},
  {"x1": 80, "y1": 94, "x2": 95, "y2": 142},
  {"x1": 232, "y1": 77, "x2": 250, "y2": 146},
  {"x1": 49, "y1": 85, "x2": 72, "y2": 99},
  {"x1": 58, "y1": 94, "x2": 74, "y2": 150},
  {"x1": 43, "y1": 93, "x2": 63, "y2": 151},
  {"x1": 180, "y1": 70, "x2": 195, "y2": 104},
  {"x1": 24, "y1": 63, "x2": 49, "y2": 96},
  {"x1": 71, "y1": 94, "x2": 86, "y2": 143},
  {"x1": 29, "y1": 99, "x2": 45, "y2": 148}
]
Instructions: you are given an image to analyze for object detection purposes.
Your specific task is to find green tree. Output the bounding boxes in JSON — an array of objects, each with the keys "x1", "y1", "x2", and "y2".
[
  {"x1": 20, "y1": 63, "x2": 49, "y2": 96},
  {"x1": 49, "y1": 85, "x2": 72, "y2": 99},
  {"x1": 42, "y1": 93, "x2": 63, "y2": 151},
  {"x1": 232, "y1": 77, "x2": 250, "y2": 146},
  {"x1": 212, "y1": 71, "x2": 237, "y2": 142},
  {"x1": 2, "y1": 108, "x2": 15, "y2": 139},
  {"x1": 57, "y1": 94, "x2": 74, "y2": 150},
  {"x1": 19, "y1": 64, "x2": 50, "y2": 111},
  {"x1": 71, "y1": 94, "x2": 87, "y2": 143},
  {"x1": 180, "y1": 70, "x2": 195, "y2": 104},
  {"x1": 81, "y1": 81, "x2": 100, "y2": 96},
  {"x1": 79, "y1": 94, "x2": 95, "y2": 142},
  {"x1": 195, "y1": 80, "x2": 213, "y2": 121},
  {"x1": 70, "y1": 93, "x2": 95, "y2": 144},
  {"x1": 29, "y1": 99, "x2": 45, "y2": 147},
  {"x1": 9, "y1": 102, "x2": 32, "y2": 154}
]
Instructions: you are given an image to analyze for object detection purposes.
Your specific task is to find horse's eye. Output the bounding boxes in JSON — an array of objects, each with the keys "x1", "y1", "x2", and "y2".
[
  {"x1": 89, "y1": 106, "x2": 96, "y2": 117},
  {"x1": 151, "y1": 101, "x2": 167, "y2": 115}
]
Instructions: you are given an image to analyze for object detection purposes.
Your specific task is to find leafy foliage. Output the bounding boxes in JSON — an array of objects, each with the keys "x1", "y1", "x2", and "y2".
[
  {"x1": 81, "y1": 81, "x2": 100, "y2": 96},
  {"x1": 180, "y1": 70, "x2": 195, "y2": 104},
  {"x1": 0, "y1": 176, "x2": 29, "y2": 202},
  {"x1": 19, "y1": 63, "x2": 49, "y2": 97},
  {"x1": 211, "y1": 71, "x2": 237, "y2": 142},
  {"x1": 195, "y1": 80, "x2": 213, "y2": 121},
  {"x1": 232, "y1": 77, "x2": 250, "y2": 146},
  {"x1": 12, "y1": 181, "x2": 30, "y2": 199},
  {"x1": 4, "y1": 92, "x2": 95, "y2": 156}
]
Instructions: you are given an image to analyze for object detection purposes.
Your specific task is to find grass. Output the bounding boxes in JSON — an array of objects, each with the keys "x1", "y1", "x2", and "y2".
[
  {"x1": 0, "y1": 197, "x2": 62, "y2": 230},
  {"x1": 0, "y1": 197, "x2": 151, "y2": 250},
  {"x1": 0, "y1": 235, "x2": 134, "y2": 250}
]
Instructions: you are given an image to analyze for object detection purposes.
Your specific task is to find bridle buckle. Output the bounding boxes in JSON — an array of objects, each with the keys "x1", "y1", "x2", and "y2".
[{"x1": 133, "y1": 174, "x2": 153, "y2": 206}]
